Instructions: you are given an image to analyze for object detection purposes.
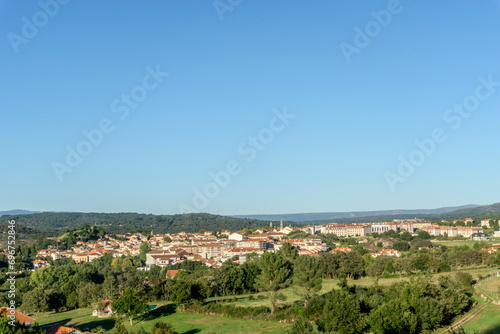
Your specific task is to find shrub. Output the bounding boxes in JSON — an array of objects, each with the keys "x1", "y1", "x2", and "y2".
[
  {"x1": 275, "y1": 292, "x2": 287, "y2": 301},
  {"x1": 304, "y1": 295, "x2": 325, "y2": 317},
  {"x1": 287, "y1": 316, "x2": 315, "y2": 334}
]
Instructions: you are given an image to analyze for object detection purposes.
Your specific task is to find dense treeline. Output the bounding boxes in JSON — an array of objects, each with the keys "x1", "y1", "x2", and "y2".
[{"x1": 0, "y1": 212, "x2": 298, "y2": 234}]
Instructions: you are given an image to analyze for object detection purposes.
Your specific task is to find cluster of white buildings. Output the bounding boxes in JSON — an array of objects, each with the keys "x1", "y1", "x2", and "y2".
[
  {"x1": 145, "y1": 230, "x2": 328, "y2": 267},
  {"x1": 33, "y1": 217, "x2": 496, "y2": 270},
  {"x1": 420, "y1": 225, "x2": 484, "y2": 238},
  {"x1": 36, "y1": 234, "x2": 147, "y2": 263},
  {"x1": 299, "y1": 220, "x2": 423, "y2": 237}
]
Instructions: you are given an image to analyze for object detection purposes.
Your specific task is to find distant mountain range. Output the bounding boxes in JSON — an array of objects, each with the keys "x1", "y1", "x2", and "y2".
[
  {"x1": 1, "y1": 202, "x2": 499, "y2": 235},
  {"x1": 293, "y1": 202, "x2": 500, "y2": 225},
  {"x1": 233, "y1": 204, "x2": 482, "y2": 222},
  {"x1": 0, "y1": 210, "x2": 38, "y2": 217}
]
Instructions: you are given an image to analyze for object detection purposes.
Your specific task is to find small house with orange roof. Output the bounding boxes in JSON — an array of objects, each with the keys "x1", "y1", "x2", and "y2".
[
  {"x1": 46, "y1": 325, "x2": 82, "y2": 334},
  {"x1": 165, "y1": 270, "x2": 180, "y2": 278},
  {"x1": 0, "y1": 307, "x2": 36, "y2": 326}
]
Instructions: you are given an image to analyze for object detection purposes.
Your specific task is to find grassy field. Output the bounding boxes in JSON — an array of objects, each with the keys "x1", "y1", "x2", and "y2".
[
  {"x1": 476, "y1": 275, "x2": 500, "y2": 303},
  {"x1": 34, "y1": 305, "x2": 290, "y2": 334},
  {"x1": 461, "y1": 302, "x2": 500, "y2": 334},
  {"x1": 210, "y1": 266, "x2": 499, "y2": 309},
  {"x1": 432, "y1": 239, "x2": 500, "y2": 247}
]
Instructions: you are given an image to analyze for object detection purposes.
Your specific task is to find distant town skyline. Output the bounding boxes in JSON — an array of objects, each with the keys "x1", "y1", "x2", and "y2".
[{"x1": 2, "y1": 1, "x2": 500, "y2": 215}]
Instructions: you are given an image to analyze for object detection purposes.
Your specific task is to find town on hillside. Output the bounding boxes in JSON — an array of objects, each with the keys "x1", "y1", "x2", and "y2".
[{"x1": 33, "y1": 219, "x2": 500, "y2": 270}]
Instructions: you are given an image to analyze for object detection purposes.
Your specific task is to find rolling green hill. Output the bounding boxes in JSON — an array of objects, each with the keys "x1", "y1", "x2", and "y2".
[{"x1": 0, "y1": 212, "x2": 297, "y2": 234}]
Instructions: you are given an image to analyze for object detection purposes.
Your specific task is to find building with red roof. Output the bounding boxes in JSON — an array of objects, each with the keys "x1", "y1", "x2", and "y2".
[{"x1": 0, "y1": 307, "x2": 36, "y2": 326}]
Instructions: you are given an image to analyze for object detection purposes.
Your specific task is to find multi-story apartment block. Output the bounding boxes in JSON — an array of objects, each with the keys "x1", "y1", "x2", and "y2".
[
  {"x1": 322, "y1": 224, "x2": 372, "y2": 237},
  {"x1": 420, "y1": 225, "x2": 483, "y2": 238}
]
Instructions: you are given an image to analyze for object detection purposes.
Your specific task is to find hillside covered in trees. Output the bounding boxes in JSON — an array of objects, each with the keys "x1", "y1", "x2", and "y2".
[{"x1": 0, "y1": 212, "x2": 298, "y2": 234}]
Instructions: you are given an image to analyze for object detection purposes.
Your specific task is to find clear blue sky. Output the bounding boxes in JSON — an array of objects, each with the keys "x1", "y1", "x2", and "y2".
[{"x1": 1, "y1": 0, "x2": 500, "y2": 216}]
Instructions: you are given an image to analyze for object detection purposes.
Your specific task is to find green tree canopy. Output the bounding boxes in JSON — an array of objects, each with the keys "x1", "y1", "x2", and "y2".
[
  {"x1": 255, "y1": 252, "x2": 292, "y2": 314},
  {"x1": 293, "y1": 255, "x2": 322, "y2": 307},
  {"x1": 112, "y1": 288, "x2": 148, "y2": 325}
]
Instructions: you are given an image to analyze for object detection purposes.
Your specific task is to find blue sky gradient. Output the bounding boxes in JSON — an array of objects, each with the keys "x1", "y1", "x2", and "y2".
[{"x1": 1, "y1": 0, "x2": 500, "y2": 215}]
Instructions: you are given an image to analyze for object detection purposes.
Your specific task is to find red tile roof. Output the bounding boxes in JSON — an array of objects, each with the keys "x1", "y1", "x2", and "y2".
[
  {"x1": 165, "y1": 270, "x2": 179, "y2": 277},
  {"x1": 46, "y1": 325, "x2": 77, "y2": 334},
  {"x1": 0, "y1": 307, "x2": 36, "y2": 323}
]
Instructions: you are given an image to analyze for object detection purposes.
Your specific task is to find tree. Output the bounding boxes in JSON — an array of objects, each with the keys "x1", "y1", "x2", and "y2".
[
  {"x1": 77, "y1": 282, "x2": 97, "y2": 307},
  {"x1": 454, "y1": 272, "x2": 473, "y2": 290},
  {"x1": 318, "y1": 252, "x2": 344, "y2": 278},
  {"x1": 316, "y1": 289, "x2": 366, "y2": 334},
  {"x1": 139, "y1": 242, "x2": 151, "y2": 262},
  {"x1": 242, "y1": 260, "x2": 260, "y2": 292},
  {"x1": 418, "y1": 230, "x2": 431, "y2": 239},
  {"x1": 163, "y1": 236, "x2": 172, "y2": 243},
  {"x1": 277, "y1": 242, "x2": 299, "y2": 264},
  {"x1": 103, "y1": 275, "x2": 119, "y2": 299},
  {"x1": 293, "y1": 256, "x2": 322, "y2": 307},
  {"x1": 150, "y1": 322, "x2": 178, "y2": 334},
  {"x1": 148, "y1": 265, "x2": 162, "y2": 283},
  {"x1": 170, "y1": 280, "x2": 192, "y2": 307},
  {"x1": 29, "y1": 267, "x2": 54, "y2": 290},
  {"x1": 47, "y1": 290, "x2": 66, "y2": 312},
  {"x1": 255, "y1": 252, "x2": 292, "y2": 314},
  {"x1": 393, "y1": 241, "x2": 410, "y2": 252},
  {"x1": 21, "y1": 289, "x2": 48, "y2": 314},
  {"x1": 114, "y1": 318, "x2": 129, "y2": 334},
  {"x1": 400, "y1": 231, "x2": 413, "y2": 241},
  {"x1": 112, "y1": 288, "x2": 147, "y2": 326},
  {"x1": 215, "y1": 261, "x2": 246, "y2": 296},
  {"x1": 341, "y1": 251, "x2": 365, "y2": 279},
  {"x1": 368, "y1": 299, "x2": 417, "y2": 334}
]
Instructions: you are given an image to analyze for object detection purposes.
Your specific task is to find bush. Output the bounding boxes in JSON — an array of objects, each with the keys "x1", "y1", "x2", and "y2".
[
  {"x1": 287, "y1": 316, "x2": 315, "y2": 334},
  {"x1": 184, "y1": 302, "x2": 273, "y2": 321},
  {"x1": 150, "y1": 321, "x2": 178, "y2": 334},
  {"x1": 248, "y1": 295, "x2": 255, "y2": 300},
  {"x1": 129, "y1": 329, "x2": 147, "y2": 334},
  {"x1": 275, "y1": 292, "x2": 287, "y2": 301},
  {"x1": 304, "y1": 295, "x2": 325, "y2": 317},
  {"x1": 454, "y1": 272, "x2": 474, "y2": 290},
  {"x1": 393, "y1": 241, "x2": 410, "y2": 252}
]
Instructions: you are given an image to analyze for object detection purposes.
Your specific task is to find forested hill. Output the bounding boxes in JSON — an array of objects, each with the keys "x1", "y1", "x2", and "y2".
[{"x1": 0, "y1": 212, "x2": 297, "y2": 234}]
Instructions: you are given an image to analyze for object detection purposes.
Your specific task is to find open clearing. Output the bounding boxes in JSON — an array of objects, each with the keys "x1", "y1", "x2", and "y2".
[
  {"x1": 214, "y1": 266, "x2": 499, "y2": 309},
  {"x1": 35, "y1": 305, "x2": 290, "y2": 334},
  {"x1": 432, "y1": 239, "x2": 500, "y2": 248}
]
